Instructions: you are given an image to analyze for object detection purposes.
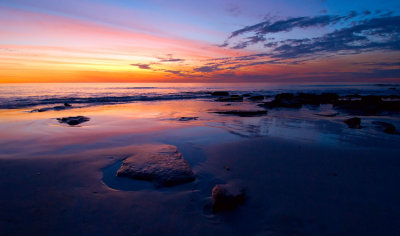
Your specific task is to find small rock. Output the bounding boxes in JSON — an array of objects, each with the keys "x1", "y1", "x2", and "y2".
[
  {"x1": 64, "y1": 103, "x2": 72, "y2": 107},
  {"x1": 57, "y1": 116, "x2": 90, "y2": 126},
  {"x1": 37, "y1": 107, "x2": 52, "y2": 112},
  {"x1": 344, "y1": 117, "x2": 362, "y2": 129},
  {"x1": 212, "y1": 183, "x2": 245, "y2": 213},
  {"x1": 178, "y1": 117, "x2": 198, "y2": 121},
  {"x1": 372, "y1": 121, "x2": 396, "y2": 134}
]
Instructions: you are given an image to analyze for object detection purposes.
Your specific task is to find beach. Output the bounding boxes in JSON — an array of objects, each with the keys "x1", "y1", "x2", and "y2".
[{"x1": 1, "y1": 83, "x2": 400, "y2": 235}]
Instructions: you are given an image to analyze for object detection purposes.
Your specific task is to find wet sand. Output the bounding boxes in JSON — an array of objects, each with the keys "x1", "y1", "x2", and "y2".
[{"x1": 1, "y1": 97, "x2": 400, "y2": 235}]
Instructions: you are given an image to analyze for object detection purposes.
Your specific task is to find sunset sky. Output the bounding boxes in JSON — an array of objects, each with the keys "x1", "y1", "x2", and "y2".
[{"x1": 1, "y1": 0, "x2": 399, "y2": 83}]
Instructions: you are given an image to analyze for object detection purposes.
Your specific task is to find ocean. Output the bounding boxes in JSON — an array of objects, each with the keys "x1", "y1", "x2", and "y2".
[{"x1": 0, "y1": 83, "x2": 398, "y2": 109}]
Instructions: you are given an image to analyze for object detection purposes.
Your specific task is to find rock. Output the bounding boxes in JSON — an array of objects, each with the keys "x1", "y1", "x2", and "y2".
[
  {"x1": 57, "y1": 116, "x2": 90, "y2": 126},
  {"x1": 213, "y1": 110, "x2": 267, "y2": 117},
  {"x1": 361, "y1": 95, "x2": 382, "y2": 104},
  {"x1": 382, "y1": 95, "x2": 400, "y2": 99},
  {"x1": 259, "y1": 92, "x2": 339, "y2": 109},
  {"x1": 31, "y1": 103, "x2": 72, "y2": 112},
  {"x1": 319, "y1": 93, "x2": 340, "y2": 103},
  {"x1": 212, "y1": 183, "x2": 245, "y2": 213},
  {"x1": 275, "y1": 93, "x2": 295, "y2": 100},
  {"x1": 315, "y1": 112, "x2": 339, "y2": 117},
  {"x1": 260, "y1": 99, "x2": 302, "y2": 109},
  {"x1": 116, "y1": 144, "x2": 195, "y2": 187},
  {"x1": 344, "y1": 117, "x2": 362, "y2": 129},
  {"x1": 248, "y1": 95, "x2": 264, "y2": 101},
  {"x1": 53, "y1": 105, "x2": 67, "y2": 111},
  {"x1": 372, "y1": 121, "x2": 396, "y2": 134},
  {"x1": 215, "y1": 95, "x2": 243, "y2": 102},
  {"x1": 37, "y1": 107, "x2": 52, "y2": 112},
  {"x1": 211, "y1": 91, "x2": 229, "y2": 96},
  {"x1": 242, "y1": 93, "x2": 251, "y2": 97},
  {"x1": 342, "y1": 94, "x2": 362, "y2": 99},
  {"x1": 178, "y1": 116, "x2": 198, "y2": 121},
  {"x1": 297, "y1": 93, "x2": 339, "y2": 105}
]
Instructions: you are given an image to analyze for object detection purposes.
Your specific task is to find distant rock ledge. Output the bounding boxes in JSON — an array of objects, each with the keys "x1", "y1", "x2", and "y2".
[{"x1": 116, "y1": 144, "x2": 195, "y2": 187}]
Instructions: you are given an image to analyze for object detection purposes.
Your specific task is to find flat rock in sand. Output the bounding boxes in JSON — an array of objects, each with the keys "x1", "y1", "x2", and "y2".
[{"x1": 116, "y1": 144, "x2": 195, "y2": 187}]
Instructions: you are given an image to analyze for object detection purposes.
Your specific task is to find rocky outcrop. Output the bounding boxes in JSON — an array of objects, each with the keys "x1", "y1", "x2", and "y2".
[
  {"x1": 334, "y1": 95, "x2": 400, "y2": 115},
  {"x1": 211, "y1": 91, "x2": 229, "y2": 96},
  {"x1": 260, "y1": 92, "x2": 340, "y2": 109},
  {"x1": 248, "y1": 95, "x2": 264, "y2": 101},
  {"x1": 116, "y1": 144, "x2": 195, "y2": 187},
  {"x1": 215, "y1": 95, "x2": 243, "y2": 102}
]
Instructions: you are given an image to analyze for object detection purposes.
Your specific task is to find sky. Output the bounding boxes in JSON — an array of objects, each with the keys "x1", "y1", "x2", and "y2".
[{"x1": 0, "y1": 0, "x2": 399, "y2": 83}]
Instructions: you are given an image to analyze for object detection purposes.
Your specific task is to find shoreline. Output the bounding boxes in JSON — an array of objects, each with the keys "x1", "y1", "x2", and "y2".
[{"x1": 0, "y1": 84, "x2": 400, "y2": 235}]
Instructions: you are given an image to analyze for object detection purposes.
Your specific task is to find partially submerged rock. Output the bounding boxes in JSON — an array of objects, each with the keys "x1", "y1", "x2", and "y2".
[
  {"x1": 32, "y1": 103, "x2": 73, "y2": 113},
  {"x1": 248, "y1": 95, "x2": 264, "y2": 101},
  {"x1": 57, "y1": 116, "x2": 90, "y2": 126},
  {"x1": 334, "y1": 95, "x2": 400, "y2": 115},
  {"x1": 212, "y1": 183, "x2": 245, "y2": 213},
  {"x1": 212, "y1": 110, "x2": 267, "y2": 117},
  {"x1": 344, "y1": 117, "x2": 362, "y2": 129},
  {"x1": 315, "y1": 112, "x2": 339, "y2": 117},
  {"x1": 178, "y1": 117, "x2": 198, "y2": 121},
  {"x1": 372, "y1": 121, "x2": 396, "y2": 134},
  {"x1": 215, "y1": 95, "x2": 243, "y2": 102},
  {"x1": 211, "y1": 91, "x2": 229, "y2": 96},
  {"x1": 116, "y1": 144, "x2": 195, "y2": 187},
  {"x1": 259, "y1": 92, "x2": 340, "y2": 109},
  {"x1": 260, "y1": 98, "x2": 302, "y2": 109}
]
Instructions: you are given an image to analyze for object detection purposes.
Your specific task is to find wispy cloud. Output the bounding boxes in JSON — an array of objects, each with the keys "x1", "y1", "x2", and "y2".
[{"x1": 157, "y1": 54, "x2": 185, "y2": 62}]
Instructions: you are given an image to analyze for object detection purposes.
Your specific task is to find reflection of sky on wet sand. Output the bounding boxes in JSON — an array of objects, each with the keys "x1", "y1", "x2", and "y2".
[{"x1": 1, "y1": 98, "x2": 400, "y2": 158}]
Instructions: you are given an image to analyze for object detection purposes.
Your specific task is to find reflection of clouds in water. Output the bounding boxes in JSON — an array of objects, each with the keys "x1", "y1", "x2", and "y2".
[{"x1": 207, "y1": 113, "x2": 400, "y2": 148}]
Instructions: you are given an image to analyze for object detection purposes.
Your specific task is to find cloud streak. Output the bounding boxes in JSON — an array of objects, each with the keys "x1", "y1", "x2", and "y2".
[{"x1": 130, "y1": 63, "x2": 152, "y2": 69}]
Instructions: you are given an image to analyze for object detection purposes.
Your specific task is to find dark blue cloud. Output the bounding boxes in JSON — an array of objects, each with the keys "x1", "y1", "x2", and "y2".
[
  {"x1": 268, "y1": 15, "x2": 400, "y2": 60},
  {"x1": 228, "y1": 13, "x2": 351, "y2": 40},
  {"x1": 222, "y1": 11, "x2": 400, "y2": 63},
  {"x1": 130, "y1": 63, "x2": 152, "y2": 69}
]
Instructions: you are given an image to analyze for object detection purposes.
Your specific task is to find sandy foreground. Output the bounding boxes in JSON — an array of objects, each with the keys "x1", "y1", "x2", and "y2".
[
  {"x1": 1, "y1": 99, "x2": 400, "y2": 235},
  {"x1": 1, "y1": 130, "x2": 400, "y2": 235}
]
